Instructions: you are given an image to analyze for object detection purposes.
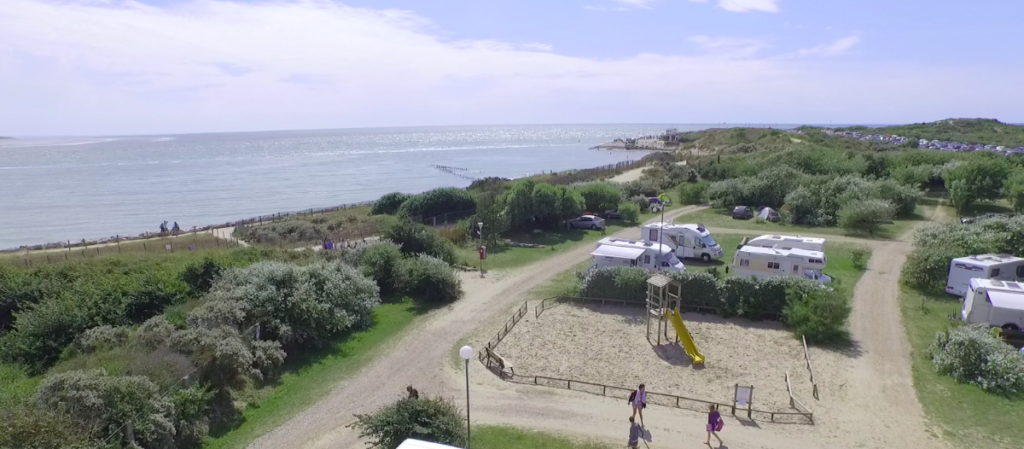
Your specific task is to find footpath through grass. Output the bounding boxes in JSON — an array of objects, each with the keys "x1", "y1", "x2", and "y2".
[
  {"x1": 678, "y1": 204, "x2": 930, "y2": 240},
  {"x1": 456, "y1": 207, "x2": 683, "y2": 270},
  {"x1": 205, "y1": 299, "x2": 422, "y2": 449},
  {"x1": 472, "y1": 425, "x2": 614, "y2": 449},
  {"x1": 899, "y1": 287, "x2": 1024, "y2": 449}
]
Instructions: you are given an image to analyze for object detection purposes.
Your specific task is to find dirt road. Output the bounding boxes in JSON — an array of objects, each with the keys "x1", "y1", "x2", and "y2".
[{"x1": 248, "y1": 206, "x2": 705, "y2": 449}]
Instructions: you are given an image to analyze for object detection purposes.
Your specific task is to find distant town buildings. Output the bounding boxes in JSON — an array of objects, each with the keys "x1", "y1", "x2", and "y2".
[{"x1": 818, "y1": 129, "x2": 1024, "y2": 155}]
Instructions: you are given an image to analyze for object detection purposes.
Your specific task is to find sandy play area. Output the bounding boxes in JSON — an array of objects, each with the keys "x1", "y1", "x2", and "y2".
[{"x1": 499, "y1": 302, "x2": 836, "y2": 411}]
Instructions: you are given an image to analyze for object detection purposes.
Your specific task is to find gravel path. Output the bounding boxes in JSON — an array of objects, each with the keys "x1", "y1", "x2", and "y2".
[{"x1": 247, "y1": 206, "x2": 705, "y2": 449}]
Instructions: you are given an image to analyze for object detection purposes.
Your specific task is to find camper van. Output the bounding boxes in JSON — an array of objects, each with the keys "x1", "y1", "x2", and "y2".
[
  {"x1": 641, "y1": 223, "x2": 724, "y2": 262},
  {"x1": 945, "y1": 254, "x2": 1024, "y2": 296},
  {"x1": 742, "y1": 234, "x2": 826, "y2": 252},
  {"x1": 960, "y1": 278, "x2": 1024, "y2": 330},
  {"x1": 592, "y1": 237, "x2": 686, "y2": 272},
  {"x1": 732, "y1": 246, "x2": 831, "y2": 282}
]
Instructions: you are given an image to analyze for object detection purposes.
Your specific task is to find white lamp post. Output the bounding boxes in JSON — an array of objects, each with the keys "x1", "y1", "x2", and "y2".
[{"x1": 459, "y1": 345, "x2": 474, "y2": 448}]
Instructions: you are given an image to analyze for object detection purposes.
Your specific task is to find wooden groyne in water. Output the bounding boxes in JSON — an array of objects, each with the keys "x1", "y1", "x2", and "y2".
[{"x1": 432, "y1": 165, "x2": 480, "y2": 181}]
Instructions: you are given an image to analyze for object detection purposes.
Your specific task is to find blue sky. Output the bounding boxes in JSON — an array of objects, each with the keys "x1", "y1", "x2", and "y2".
[{"x1": 0, "y1": 0, "x2": 1021, "y2": 135}]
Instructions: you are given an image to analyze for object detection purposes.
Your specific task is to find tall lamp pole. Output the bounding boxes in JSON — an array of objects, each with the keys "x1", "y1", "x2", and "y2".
[
  {"x1": 459, "y1": 345, "x2": 474, "y2": 449},
  {"x1": 658, "y1": 201, "x2": 665, "y2": 270}
]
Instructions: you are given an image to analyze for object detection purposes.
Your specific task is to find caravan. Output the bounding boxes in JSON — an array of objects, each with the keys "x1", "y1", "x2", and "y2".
[
  {"x1": 592, "y1": 237, "x2": 686, "y2": 272},
  {"x1": 960, "y1": 278, "x2": 1024, "y2": 330},
  {"x1": 742, "y1": 234, "x2": 826, "y2": 252},
  {"x1": 946, "y1": 254, "x2": 1024, "y2": 296},
  {"x1": 732, "y1": 246, "x2": 831, "y2": 282},
  {"x1": 641, "y1": 223, "x2": 724, "y2": 262}
]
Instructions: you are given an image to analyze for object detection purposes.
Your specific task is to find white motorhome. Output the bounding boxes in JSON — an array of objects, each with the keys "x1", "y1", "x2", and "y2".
[
  {"x1": 732, "y1": 245, "x2": 831, "y2": 282},
  {"x1": 641, "y1": 223, "x2": 724, "y2": 262},
  {"x1": 945, "y1": 254, "x2": 1024, "y2": 296},
  {"x1": 593, "y1": 237, "x2": 686, "y2": 272},
  {"x1": 742, "y1": 234, "x2": 826, "y2": 253},
  {"x1": 960, "y1": 278, "x2": 1024, "y2": 330}
]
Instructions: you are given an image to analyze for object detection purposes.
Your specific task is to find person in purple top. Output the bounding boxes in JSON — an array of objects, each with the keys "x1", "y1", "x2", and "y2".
[
  {"x1": 627, "y1": 384, "x2": 647, "y2": 427},
  {"x1": 704, "y1": 404, "x2": 723, "y2": 447},
  {"x1": 627, "y1": 416, "x2": 641, "y2": 449}
]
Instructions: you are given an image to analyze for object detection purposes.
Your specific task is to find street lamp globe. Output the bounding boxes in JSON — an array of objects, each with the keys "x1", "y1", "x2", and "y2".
[{"x1": 459, "y1": 345, "x2": 474, "y2": 361}]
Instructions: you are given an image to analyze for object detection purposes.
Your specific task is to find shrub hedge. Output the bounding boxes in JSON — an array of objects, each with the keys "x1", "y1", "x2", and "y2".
[
  {"x1": 902, "y1": 216, "x2": 1024, "y2": 292},
  {"x1": 931, "y1": 324, "x2": 1024, "y2": 395},
  {"x1": 397, "y1": 187, "x2": 476, "y2": 219},
  {"x1": 372, "y1": 192, "x2": 411, "y2": 215}
]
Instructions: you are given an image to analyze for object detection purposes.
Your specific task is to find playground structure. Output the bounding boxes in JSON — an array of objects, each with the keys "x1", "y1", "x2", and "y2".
[{"x1": 646, "y1": 274, "x2": 705, "y2": 364}]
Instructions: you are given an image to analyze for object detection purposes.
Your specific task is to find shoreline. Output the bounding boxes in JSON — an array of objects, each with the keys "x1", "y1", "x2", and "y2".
[{"x1": 1, "y1": 159, "x2": 644, "y2": 254}]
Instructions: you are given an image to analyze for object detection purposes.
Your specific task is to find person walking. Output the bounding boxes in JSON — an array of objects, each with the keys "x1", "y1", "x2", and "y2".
[
  {"x1": 627, "y1": 384, "x2": 647, "y2": 427},
  {"x1": 704, "y1": 404, "x2": 723, "y2": 447},
  {"x1": 627, "y1": 416, "x2": 641, "y2": 449}
]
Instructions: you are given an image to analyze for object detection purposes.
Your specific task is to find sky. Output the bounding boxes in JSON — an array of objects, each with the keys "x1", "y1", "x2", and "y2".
[{"x1": 0, "y1": 0, "x2": 1022, "y2": 136}]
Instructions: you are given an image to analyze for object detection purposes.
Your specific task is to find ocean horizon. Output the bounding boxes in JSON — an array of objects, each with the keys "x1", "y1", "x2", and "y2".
[{"x1": 0, "y1": 123, "x2": 802, "y2": 249}]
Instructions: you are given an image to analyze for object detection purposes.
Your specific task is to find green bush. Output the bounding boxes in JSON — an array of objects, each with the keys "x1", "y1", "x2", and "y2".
[
  {"x1": 851, "y1": 248, "x2": 869, "y2": 269},
  {"x1": 665, "y1": 271, "x2": 721, "y2": 309},
  {"x1": 0, "y1": 295, "x2": 90, "y2": 374},
  {"x1": 382, "y1": 220, "x2": 457, "y2": 264},
  {"x1": 353, "y1": 396, "x2": 467, "y2": 449},
  {"x1": 782, "y1": 285, "x2": 851, "y2": 344},
  {"x1": 180, "y1": 258, "x2": 225, "y2": 295},
  {"x1": 205, "y1": 261, "x2": 381, "y2": 347},
  {"x1": 355, "y1": 241, "x2": 404, "y2": 295},
  {"x1": 578, "y1": 267, "x2": 648, "y2": 302},
  {"x1": 900, "y1": 216, "x2": 1024, "y2": 292},
  {"x1": 400, "y1": 255, "x2": 462, "y2": 304},
  {"x1": 170, "y1": 384, "x2": 215, "y2": 448},
  {"x1": 619, "y1": 202, "x2": 641, "y2": 224},
  {"x1": 677, "y1": 181, "x2": 708, "y2": 205},
  {"x1": 837, "y1": 199, "x2": 895, "y2": 235},
  {"x1": 372, "y1": 192, "x2": 412, "y2": 215},
  {"x1": 35, "y1": 369, "x2": 176, "y2": 448},
  {"x1": 0, "y1": 405, "x2": 101, "y2": 449},
  {"x1": 930, "y1": 324, "x2": 1024, "y2": 395},
  {"x1": 719, "y1": 277, "x2": 755, "y2": 317},
  {"x1": 397, "y1": 187, "x2": 476, "y2": 219}
]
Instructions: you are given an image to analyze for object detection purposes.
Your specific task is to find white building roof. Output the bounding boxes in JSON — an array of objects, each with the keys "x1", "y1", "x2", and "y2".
[
  {"x1": 737, "y1": 245, "x2": 825, "y2": 258},
  {"x1": 396, "y1": 440, "x2": 463, "y2": 449},
  {"x1": 598, "y1": 237, "x2": 673, "y2": 255},
  {"x1": 591, "y1": 245, "x2": 646, "y2": 260},
  {"x1": 953, "y1": 254, "x2": 1024, "y2": 267}
]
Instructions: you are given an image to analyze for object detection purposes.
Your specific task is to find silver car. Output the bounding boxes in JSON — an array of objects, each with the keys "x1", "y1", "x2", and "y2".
[{"x1": 568, "y1": 214, "x2": 606, "y2": 230}]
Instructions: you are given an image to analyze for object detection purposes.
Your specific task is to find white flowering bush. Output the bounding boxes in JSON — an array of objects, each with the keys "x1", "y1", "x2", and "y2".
[
  {"x1": 902, "y1": 216, "x2": 1024, "y2": 292},
  {"x1": 930, "y1": 324, "x2": 1024, "y2": 395}
]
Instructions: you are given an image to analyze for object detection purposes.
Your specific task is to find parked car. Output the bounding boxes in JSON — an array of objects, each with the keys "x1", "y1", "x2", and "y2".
[
  {"x1": 568, "y1": 214, "x2": 606, "y2": 230},
  {"x1": 603, "y1": 209, "x2": 623, "y2": 219},
  {"x1": 732, "y1": 206, "x2": 754, "y2": 220}
]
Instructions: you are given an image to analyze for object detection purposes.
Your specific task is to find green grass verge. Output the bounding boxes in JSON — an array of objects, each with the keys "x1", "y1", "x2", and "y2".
[
  {"x1": 455, "y1": 207, "x2": 682, "y2": 271},
  {"x1": 899, "y1": 287, "x2": 1024, "y2": 449},
  {"x1": 0, "y1": 363, "x2": 40, "y2": 408},
  {"x1": 677, "y1": 204, "x2": 930, "y2": 240},
  {"x1": 204, "y1": 299, "x2": 423, "y2": 449},
  {"x1": 472, "y1": 425, "x2": 614, "y2": 449}
]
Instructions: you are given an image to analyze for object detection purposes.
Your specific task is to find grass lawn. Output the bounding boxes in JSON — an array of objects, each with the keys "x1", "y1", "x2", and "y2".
[
  {"x1": 205, "y1": 298, "x2": 423, "y2": 449},
  {"x1": 678, "y1": 203, "x2": 931, "y2": 240},
  {"x1": 0, "y1": 233, "x2": 236, "y2": 267},
  {"x1": 0, "y1": 363, "x2": 40, "y2": 408},
  {"x1": 472, "y1": 425, "x2": 614, "y2": 449},
  {"x1": 455, "y1": 206, "x2": 683, "y2": 270},
  {"x1": 899, "y1": 287, "x2": 1024, "y2": 449}
]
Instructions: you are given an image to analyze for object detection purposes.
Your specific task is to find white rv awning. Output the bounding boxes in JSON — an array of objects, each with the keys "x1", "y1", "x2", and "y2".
[
  {"x1": 591, "y1": 245, "x2": 645, "y2": 260},
  {"x1": 396, "y1": 440, "x2": 462, "y2": 449},
  {"x1": 987, "y1": 291, "x2": 1024, "y2": 311}
]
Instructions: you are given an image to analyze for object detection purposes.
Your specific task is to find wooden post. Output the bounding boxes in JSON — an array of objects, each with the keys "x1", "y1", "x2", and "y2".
[
  {"x1": 748, "y1": 386, "x2": 754, "y2": 418},
  {"x1": 125, "y1": 421, "x2": 135, "y2": 446}
]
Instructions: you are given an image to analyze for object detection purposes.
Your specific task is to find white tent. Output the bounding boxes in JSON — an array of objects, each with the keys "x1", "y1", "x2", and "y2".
[{"x1": 757, "y1": 207, "x2": 778, "y2": 221}]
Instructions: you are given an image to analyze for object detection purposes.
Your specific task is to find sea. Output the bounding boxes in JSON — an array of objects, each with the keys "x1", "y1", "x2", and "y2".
[{"x1": 0, "y1": 124, "x2": 779, "y2": 249}]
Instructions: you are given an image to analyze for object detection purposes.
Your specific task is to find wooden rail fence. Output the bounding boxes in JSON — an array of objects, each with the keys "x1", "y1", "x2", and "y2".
[
  {"x1": 802, "y1": 335, "x2": 819, "y2": 400},
  {"x1": 785, "y1": 372, "x2": 814, "y2": 424}
]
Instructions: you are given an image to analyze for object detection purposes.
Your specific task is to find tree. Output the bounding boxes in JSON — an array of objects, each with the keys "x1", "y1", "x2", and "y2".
[
  {"x1": 554, "y1": 186, "x2": 585, "y2": 222},
  {"x1": 382, "y1": 220, "x2": 457, "y2": 264},
  {"x1": 619, "y1": 202, "x2": 641, "y2": 224},
  {"x1": 837, "y1": 199, "x2": 895, "y2": 235},
  {"x1": 575, "y1": 182, "x2": 622, "y2": 213},
  {"x1": 352, "y1": 396, "x2": 467, "y2": 449},
  {"x1": 944, "y1": 158, "x2": 1012, "y2": 214},
  {"x1": 397, "y1": 188, "x2": 476, "y2": 219},
  {"x1": 1004, "y1": 170, "x2": 1024, "y2": 213},
  {"x1": 471, "y1": 192, "x2": 509, "y2": 245},
  {"x1": 505, "y1": 179, "x2": 536, "y2": 229},
  {"x1": 372, "y1": 192, "x2": 411, "y2": 215},
  {"x1": 531, "y1": 182, "x2": 560, "y2": 225}
]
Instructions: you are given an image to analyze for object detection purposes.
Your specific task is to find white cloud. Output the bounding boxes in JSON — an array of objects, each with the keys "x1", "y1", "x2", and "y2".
[
  {"x1": 718, "y1": 0, "x2": 780, "y2": 13},
  {"x1": 690, "y1": 35, "x2": 771, "y2": 58},
  {"x1": 0, "y1": 0, "x2": 1019, "y2": 135},
  {"x1": 613, "y1": 0, "x2": 659, "y2": 8},
  {"x1": 798, "y1": 36, "x2": 861, "y2": 57}
]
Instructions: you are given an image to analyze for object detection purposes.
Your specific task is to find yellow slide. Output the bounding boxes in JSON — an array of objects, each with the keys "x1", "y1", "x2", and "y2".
[{"x1": 665, "y1": 307, "x2": 705, "y2": 364}]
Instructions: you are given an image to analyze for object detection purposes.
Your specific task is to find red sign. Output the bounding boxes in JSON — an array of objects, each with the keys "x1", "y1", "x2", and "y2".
[{"x1": 479, "y1": 246, "x2": 487, "y2": 260}]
